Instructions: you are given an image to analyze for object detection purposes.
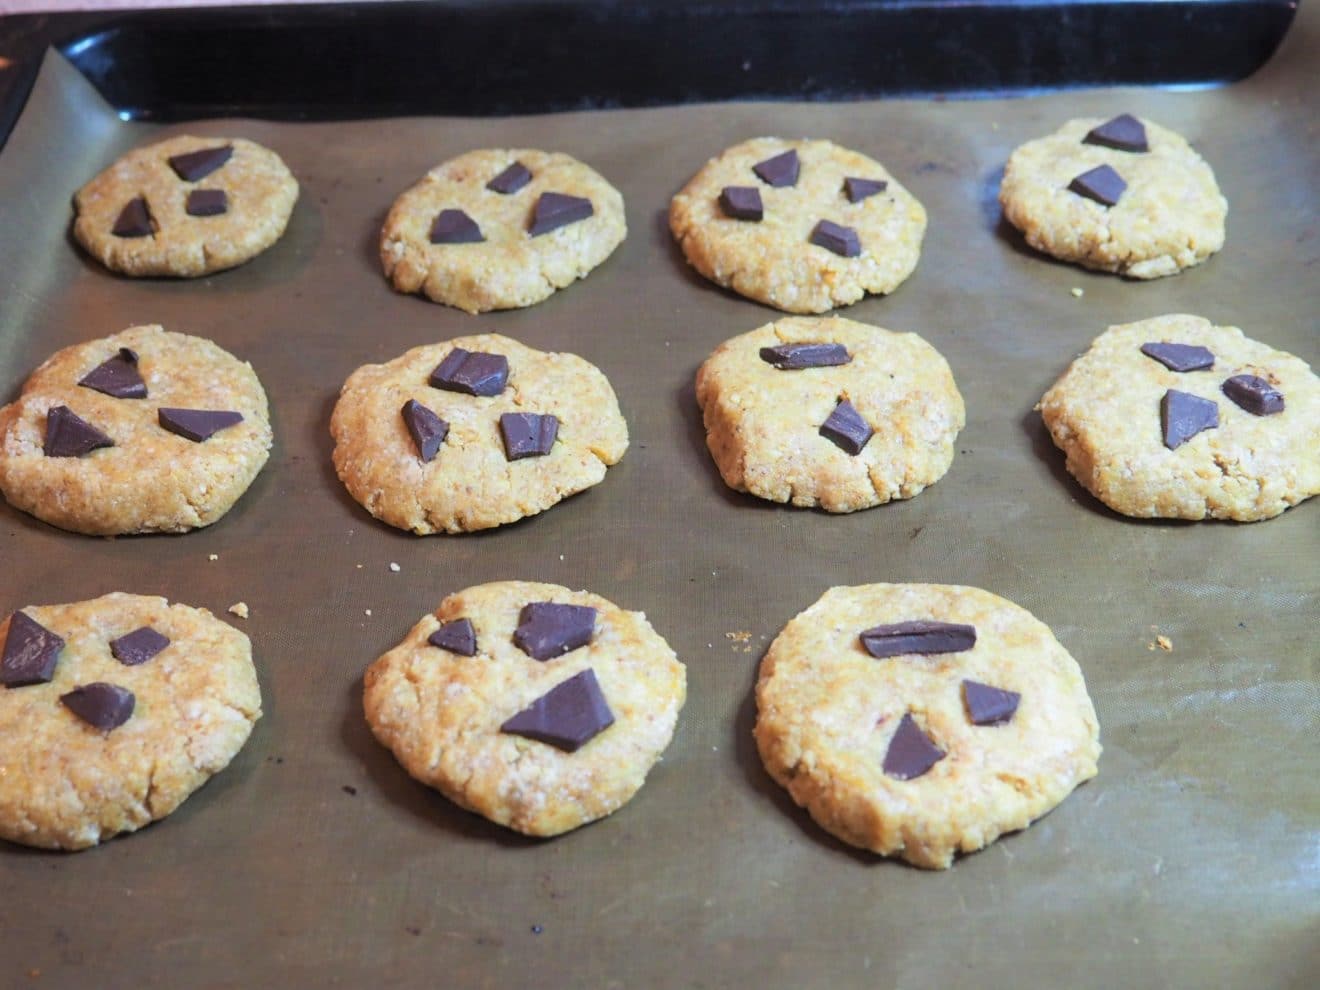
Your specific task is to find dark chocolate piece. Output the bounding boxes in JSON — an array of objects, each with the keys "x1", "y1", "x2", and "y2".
[
  {"x1": 513, "y1": 602, "x2": 596, "y2": 661},
  {"x1": 843, "y1": 176, "x2": 888, "y2": 203},
  {"x1": 401, "y1": 399, "x2": 449, "y2": 463},
  {"x1": 44, "y1": 406, "x2": 114, "y2": 458},
  {"x1": 962, "y1": 679, "x2": 1021, "y2": 726},
  {"x1": 2, "y1": 612, "x2": 64, "y2": 687},
  {"x1": 79, "y1": 348, "x2": 146, "y2": 399},
  {"x1": 1160, "y1": 389, "x2": 1218, "y2": 449},
  {"x1": 882, "y1": 713, "x2": 945, "y2": 781},
  {"x1": 429, "y1": 208, "x2": 484, "y2": 244},
  {"x1": 487, "y1": 161, "x2": 532, "y2": 195},
  {"x1": 1083, "y1": 113, "x2": 1149, "y2": 153},
  {"x1": 168, "y1": 145, "x2": 233, "y2": 182},
  {"x1": 110, "y1": 627, "x2": 170, "y2": 667},
  {"x1": 759, "y1": 342, "x2": 851, "y2": 370},
  {"x1": 428, "y1": 618, "x2": 477, "y2": 656},
  {"x1": 819, "y1": 399, "x2": 872, "y2": 455},
  {"x1": 1141, "y1": 342, "x2": 1215, "y2": 373},
  {"x1": 112, "y1": 197, "x2": 154, "y2": 238},
  {"x1": 861, "y1": 620, "x2": 977, "y2": 659},
  {"x1": 500, "y1": 412, "x2": 558, "y2": 460},
  {"x1": 61, "y1": 683, "x2": 135, "y2": 731},
  {"x1": 809, "y1": 219, "x2": 861, "y2": 258},
  {"x1": 158, "y1": 408, "x2": 244, "y2": 443},
  {"x1": 719, "y1": 186, "x2": 763, "y2": 222},
  {"x1": 499, "y1": 668, "x2": 614, "y2": 752},
  {"x1": 1222, "y1": 374, "x2": 1285, "y2": 416},
  {"x1": 185, "y1": 189, "x2": 228, "y2": 217},
  {"x1": 1068, "y1": 164, "x2": 1127, "y2": 207},
  {"x1": 529, "y1": 192, "x2": 593, "y2": 236},
  {"x1": 753, "y1": 149, "x2": 799, "y2": 187},
  {"x1": 428, "y1": 348, "x2": 509, "y2": 397}
]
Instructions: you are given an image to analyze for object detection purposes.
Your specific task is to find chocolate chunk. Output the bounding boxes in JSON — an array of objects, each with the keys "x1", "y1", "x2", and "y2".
[
  {"x1": 185, "y1": 189, "x2": 228, "y2": 217},
  {"x1": 500, "y1": 668, "x2": 614, "y2": 752},
  {"x1": 529, "y1": 192, "x2": 593, "y2": 236},
  {"x1": 44, "y1": 405, "x2": 114, "y2": 458},
  {"x1": 79, "y1": 348, "x2": 146, "y2": 399},
  {"x1": 809, "y1": 220, "x2": 860, "y2": 258},
  {"x1": 1222, "y1": 374, "x2": 1285, "y2": 416},
  {"x1": 110, "y1": 626, "x2": 170, "y2": 666},
  {"x1": 2, "y1": 612, "x2": 64, "y2": 687},
  {"x1": 500, "y1": 412, "x2": 558, "y2": 460},
  {"x1": 861, "y1": 620, "x2": 977, "y2": 659},
  {"x1": 1083, "y1": 113, "x2": 1149, "y2": 153},
  {"x1": 962, "y1": 679, "x2": 1021, "y2": 726},
  {"x1": 61, "y1": 683, "x2": 135, "y2": 731},
  {"x1": 752, "y1": 149, "x2": 799, "y2": 187},
  {"x1": 843, "y1": 176, "x2": 887, "y2": 203},
  {"x1": 1160, "y1": 389, "x2": 1219, "y2": 449},
  {"x1": 429, "y1": 348, "x2": 509, "y2": 397},
  {"x1": 1068, "y1": 164, "x2": 1127, "y2": 207},
  {"x1": 719, "y1": 186, "x2": 763, "y2": 222},
  {"x1": 882, "y1": 713, "x2": 945, "y2": 781},
  {"x1": 428, "y1": 618, "x2": 477, "y2": 656},
  {"x1": 401, "y1": 399, "x2": 449, "y2": 463},
  {"x1": 1141, "y1": 342, "x2": 1215, "y2": 373},
  {"x1": 819, "y1": 399, "x2": 872, "y2": 455},
  {"x1": 759, "y1": 342, "x2": 851, "y2": 370},
  {"x1": 112, "y1": 197, "x2": 154, "y2": 238},
  {"x1": 429, "y1": 208, "x2": 484, "y2": 244},
  {"x1": 158, "y1": 408, "x2": 244, "y2": 443},
  {"x1": 168, "y1": 145, "x2": 233, "y2": 182},
  {"x1": 513, "y1": 602, "x2": 596, "y2": 661},
  {"x1": 487, "y1": 161, "x2": 532, "y2": 195}
]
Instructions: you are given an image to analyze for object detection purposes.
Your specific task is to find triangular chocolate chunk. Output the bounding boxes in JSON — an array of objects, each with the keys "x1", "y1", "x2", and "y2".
[
  {"x1": 186, "y1": 189, "x2": 228, "y2": 217},
  {"x1": 514, "y1": 602, "x2": 596, "y2": 661},
  {"x1": 962, "y1": 679, "x2": 1021, "y2": 726},
  {"x1": 401, "y1": 399, "x2": 449, "y2": 463},
  {"x1": 759, "y1": 342, "x2": 851, "y2": 370},
  {"x1": 1141, "y1": 342, "x2": 1214, "y2": 373},
  {"x1": 1068, "y1": 164, "x2": 1127, "y2": 207},
  {"x1": 843, "y1": 176, "x2": 887, "y2": 202},
  {"x1": 861, "y1": 620, "x2": 977, "y2": 659},
  {"x1": 529, "y1": 192, "x2": 593, "y2": 236},
  {"x1": 819, "y1": 398, "x2": 872, "y2": 455},
  {"x1": 719, "y1": 186, "x2": 763, "y2": 222},
  {"x1": 2, "y1": 611, "x2": 65, "y2": 687},
  {"x1": 500, "y1": 412, "x2": 558, "y2": 460},
  {"x1": 112, "y1": 197, "x2": 154, "y2": 238},
  {"x1": 44, "y1": 405, "x2": 114, "y2": 458},
  {"x1": 168, "y1": 145, "x2": 233, "y2": 182},
  {"x1": 1160, "y1": 389, "x2": 1218, "y2": 449},
  {"x1": 500, "y1": 668, "x2": 615, "y2": 752},
  {"x1": 428, "y1": 618, "x2": 477, "y2": 656},
  {"x1": 1222, "y1": 375, "x2": 1285, "y2": 416},
  {"x1": 110, "y1": 626, "x2": 170, "y2": 666},
  {"x1": 809, "y1": 219, "x2": 860, "y2": 257},
  {"x1": 79, "y1": 348, "x2": 146, "y2": 399},
  {"x1": 430, "y1": 209, "x2": 484, "y2": 244},
  {"x1": 882, "y1": 713, "x2": 945, "y2": 781},
  {"x1": 429, "y1": 348, "x2": 508, "y2": 397},
  {"x1": 1083, "y1": 113, "x2": 1148, "y2": 153},
  {"x1": 61, "y1": 682, "x2": 135, "y2": 731},
  {"x1": 487, "y1": 161, "x2": 532, "y2": 195},
  {"x1": 158, "y1": 408, "x2": 244, "y2": 443},
  {"x1": 753, "y1": 149, "x2": 799, "y2": 187}
]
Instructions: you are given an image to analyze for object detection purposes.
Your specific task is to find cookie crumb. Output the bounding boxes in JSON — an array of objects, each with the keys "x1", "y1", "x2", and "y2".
[
  {"x1": 341, "y1": 785, "x2": 357, "y2": 796},
  {"x1": 208, "y1": 553, "x2": 218, "y2": 561},
  {"x1": 228, "y1": 602, "x2": 249, "y2": 619},
  {"x1": 1070, "y1": 287, "x2": 1084, "y2": 298},
  {"x1": 388, "y1": 562, "x2": 401, "y2": 572},
  {"x1": 725, "y1": 630, "x2": 754, "y2": 653},
  {"x1": 364, "y1": 609, "x2": 373, "y2": 617},
  {"x1": 356, "y1": 563, "x2": 363, "y2": 569},
  {"x1": 1156, "y1": 635, "x2": 1173, "y2": 652}
]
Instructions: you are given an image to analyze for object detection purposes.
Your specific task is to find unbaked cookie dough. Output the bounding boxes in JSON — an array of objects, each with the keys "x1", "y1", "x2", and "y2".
[
  {"x1": 0, "y1": 593, "x2": 261, "y2": 850},
  {"x1": 669, "y1": 137, "x2": 926, "y2": 313},
  {"x1": 999, "y1": 114, "x2": 1226, "y2": 279},
  {"x1": 754, "y1": 583, "x2": 1100, "y2": 869},
  {"x1": 1038, "y1": 314, "x2": 1319, "y2": 521},
  {"x1": 0, "y1": 324, "x2": 273, "y2": 535},
  {"x1": 330, "y1": 333, "x2": 628, "y2": 533},
  {"x1": 363, "y1": 580, "x2": 686, "y2": 836},
  {"x1": 380, "y1": 148, "x2": 627, "y2": 312},
  {"x1": 695, "y1": 315, "x2": 964, "y2": 512},
  {"x1": 73, "y1": 135, "x2": 298, "y2": 277}
]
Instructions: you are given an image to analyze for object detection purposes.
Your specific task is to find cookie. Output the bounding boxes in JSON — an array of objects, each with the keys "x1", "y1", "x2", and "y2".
[
  {"x1": 363, "y1": 580, "x2": 686, "y2": 836},
  {"x1": 72, "y1": 135, "x2": 298, "y2": 277},
  {"x1": 999, "y1": 114, "x2": 1226, "y2": 279},
  {"x1": 695, "y1": 316, "x2": 964, "y2": 512},
  {"x1": 1038, "y1": 314, "x2": 1319, "y2": 521},
  {"x1": 330, "y1": 333, "x2": 628, "y2": 534},
  {"x1": 380, "y1": 149, "x2": 626, "y2": 312},
  {"x1": 669, "y1": 137, "x2": 926, "y2": 313},
  {"x1": 0, "y1": 593, "x2": 261, "y2": 850},
  {"x1": 0, "y1": 325, "x2": 273, "y2": 535},
  {"x1": 754, "y1": 583, "x2": 1100, "y2": 869}
]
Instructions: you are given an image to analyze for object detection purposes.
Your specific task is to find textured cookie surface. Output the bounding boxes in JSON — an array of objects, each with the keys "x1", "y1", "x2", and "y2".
[
  {"x1": 669, "y1": 137, "x2": 926, "y2": 313},
  {"x1": 0, "y1": 325, "x2": 273, "y2": 535},
  {"x1": 1038, "y1": 314, "x2": 1319, "y2": 521},
  {"x1": 0, "y1": 593, "x2": 261, "y2": 850},
  {"x1": 695, "y1": 316, "x2": 964, "y2": 512},
  {"x1": 331, "y1": 333, "x2": 628, "y2": 534},
  {"x1": 363, "y1": 580, "x2": 686, "y2": 836},
  {"x1": 999, "y1": 116, "x2": 1226, "y2": 279},
  {"x1": 73, "y1": 135, "x2": 298, "y2": 277},
  {"x1": 754, "y1": 583, "x2": 1100, "y2": 869},
  {"x1": 380, "y1": 148, "x2": 626, "y2": 312}
]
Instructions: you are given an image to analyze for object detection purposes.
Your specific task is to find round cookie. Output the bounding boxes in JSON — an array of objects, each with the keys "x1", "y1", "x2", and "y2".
[
  {"x1": 754, "y1": 583, "x2": 1101, "y2": 869},
  {"x1": 0, "y1": 593, "x2": 262, "y2": 850},
  {"x1": 669, "y1": 137, "x2": 927, "y2": 313},
  {"x1": 73, "y1": 135, "x2": 298, "y2": 277},
  {"x1": 363, "y1": 580, "x2": 686, "y2": 836},
  {"x1": 0, "y1": 324, "x2": 273, "y2": 535},
  {"x1": 380, "y1": 148, "x2": 626, "y2": 313},
  {"x1": 330, "y1": 332, "x2": 628, "y2": 534},
  {"x1": 1038, "y1": 314, "x2": 1319, "y2": 521},
  {"x1": 695, "y1": 315, "x2": 964, "y2": 512},
  {"x1": 999, "y1": 114, "x2": 1226, "y2": 279}
]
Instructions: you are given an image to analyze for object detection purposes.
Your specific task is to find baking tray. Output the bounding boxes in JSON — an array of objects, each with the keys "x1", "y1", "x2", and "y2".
[{"x1": 0, "y1": 3, "x2": 1317, "y2": 988}]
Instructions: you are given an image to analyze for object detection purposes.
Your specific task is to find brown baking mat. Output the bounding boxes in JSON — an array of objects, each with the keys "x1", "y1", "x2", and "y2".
[{"x1": 1, "y1": 13, "x2": 1317, "y2": 988}]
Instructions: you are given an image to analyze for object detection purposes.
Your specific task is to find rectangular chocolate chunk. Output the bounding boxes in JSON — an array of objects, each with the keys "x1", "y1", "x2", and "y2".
[
  {"x1": 819, "y1": 398, "x2": 872, "y2": 455},
  {"x1": 1160, "y1": 389, "x2": 1218, "y2": 449},
  {"x1": 753, "y1": 148, "x2": 799, "y2": 187},
  {"x1": 1141, "y1": 341, "x2": 1215, "y2": 373},
  {"x1": 2, "y1": 611, "x2": 65, "y2": 687},
  {"x1": 882, "y1": 713, "x2": 945, "y2": 781},
  {"x1": 513, "y1": 602, "x2": 596, "y2": 661},
  {"x1": 110, "y1": 626, "x2": 170, "y2": 666},
  {"x1": 809, "y1": 220, "x2": 861, "y2": 258},
  {"x1": 61, "y1": 682, "x2": 135, "y2": 731},
  {"x1": 185, "y1": 189, "x2": 229, "y2": 217},
  {"x1": 500, "y1": 668, "x2": 614, "y2": 752},
  {"x1": 429, "y1": 348, "x2": 509, "y2": 397},
  {"x1": 158, "y1": 408, "x2": 244, "y2": 443},
  {"x1": 759, "y1": 342, "x2": 851, "y2": 370},
  {"x1": 843, "y1": 176, "x2": 887, "y2": 203},
  {"x1": 861, "y1": 620, "x2": 977, "y2": 658},
  {"x1": 168, "y1": 145, "x2": 233, "y2": 182},
  {"x1": 487, "y1": 161, "x2": 532, "y2": 195},
  {"x1": 44, "y1": 405, "x2": 114, "y2": 458},
  {"x1": 1222, "y1": 374, "x2": 1285, "y2": 416},
  {"x1": 1083, "y1": 113, "x2": 1149, "y2": 153},
  {"x1": 962, "y1": 679, "x2": 1021, "y2": 726},
  {"x1": 112, "y1": 197, "x2": 154, "y2": 238},
  {"x1": 500, "y1": 412, "x2": 558, "y2": 460},
  {"x1": 430, "y1": 208, "x2": 484, "y2": 244},
  {"x1": 401, "y1": 399, "x2": 449, "y2": 463},
  {"x1": 529, "y1": 192, "x2": 593, "y2": 236},
  {"x1": 428, "y1": 618, "x2": 477, "y2": 656},
  {"x1": 719, "y1": 186, "x2": 763, "y2": 222},
  {"x1": 79, "y1": 348, "x2": 146, "y2": 399},
  {"x1": 1068, "y1": 164, "x2": 1127, "y2": 207}
]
